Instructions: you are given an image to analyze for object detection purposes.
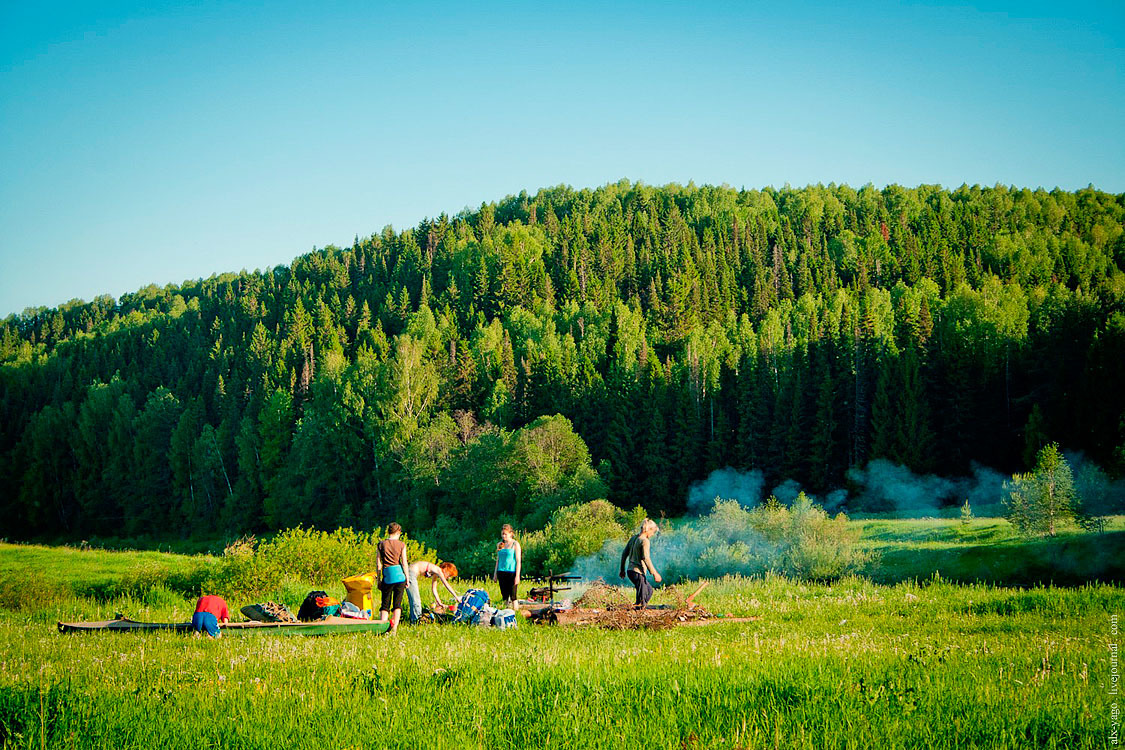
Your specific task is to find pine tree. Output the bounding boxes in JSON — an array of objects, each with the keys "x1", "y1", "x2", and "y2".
[
  {"x1": 894, "y1": 346, "x2": 936, "y2": 473},
  {"x1": 1005, "y1": 443, "x2": 1079, "y2": 537},
  {"x1": 870, "y1": 351, "x2": 897, "y2": 461}
]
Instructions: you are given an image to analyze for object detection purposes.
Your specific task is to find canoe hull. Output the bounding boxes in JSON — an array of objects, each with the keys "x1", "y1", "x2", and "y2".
[
  {"x1": 58, "y1": 616, "x2": 390, "y2": 636},
  {"x1": 224, "y1": 616, "x2": 391, "y2": 636},
  {"x1": 58, "y1": 619, "x2": 192, "y2": 633}
]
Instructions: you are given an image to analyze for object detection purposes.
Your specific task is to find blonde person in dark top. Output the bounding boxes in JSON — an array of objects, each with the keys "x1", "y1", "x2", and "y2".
[
  {"x1": 619, "y1": 519, "x2": 661, "y2": 607},
  {"x1": 376, "y1": 522, "x2": 409, "y2": 635}
]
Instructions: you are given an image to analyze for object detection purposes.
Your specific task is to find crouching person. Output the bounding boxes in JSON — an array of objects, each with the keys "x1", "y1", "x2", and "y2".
[
  {"x1": 619, "y1": 519, "x2": 661, "y2": 607},
  {"x1": 192, "y1": 594, "x2": 230, "y2": 638},
  {"x1": 377, "y1": 522, "x2": 409, "y2": 634},
  {"x1": 406, "y1": 560, "x2": 460, "y2": 623}
]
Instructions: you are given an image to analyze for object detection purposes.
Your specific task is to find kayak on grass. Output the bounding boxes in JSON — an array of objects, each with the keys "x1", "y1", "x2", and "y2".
[{"x1": 57, "y1": 615, "x2": 391, "y2": 636}]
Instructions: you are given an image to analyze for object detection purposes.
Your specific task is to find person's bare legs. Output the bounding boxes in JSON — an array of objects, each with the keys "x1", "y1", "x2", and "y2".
[{"x1": 390, "y1": 608, "x2": 401, "y2": 633}]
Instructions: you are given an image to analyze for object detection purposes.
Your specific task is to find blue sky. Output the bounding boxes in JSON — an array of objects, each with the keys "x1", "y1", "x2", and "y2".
[{"x1": 2, "y1": 1, "x2": 1122, "y2": 316}]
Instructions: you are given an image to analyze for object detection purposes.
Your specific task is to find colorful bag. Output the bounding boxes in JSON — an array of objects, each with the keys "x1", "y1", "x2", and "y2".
[
  {"x1": 298, "y1": 590, "x2": 338, "y2": 621},
  {"x1": 491, "y1": 608, "x2": 518, "y2": 629},
  {"x1": 339, "y1": 601, "x2": 369, "y2": 619},
  {"x1": 342, "y1": 573, "x2": 376, "y2": 612},
  {"x1": 453, "y1": 588, "x2": 490, "y2": 624},
  {"x1": 315, "y1": 596, "x2": 341, "y2": 617}
]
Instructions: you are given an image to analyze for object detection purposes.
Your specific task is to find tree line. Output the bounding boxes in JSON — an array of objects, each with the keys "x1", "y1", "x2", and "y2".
[{"x1": 2, "y1": 181, "x2": 1123, "y2": 553}]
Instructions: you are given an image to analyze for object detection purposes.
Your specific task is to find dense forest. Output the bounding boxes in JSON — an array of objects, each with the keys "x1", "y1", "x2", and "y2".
[{"x1": 2, "y1": 181, "x2": 1124, "y2": 555}]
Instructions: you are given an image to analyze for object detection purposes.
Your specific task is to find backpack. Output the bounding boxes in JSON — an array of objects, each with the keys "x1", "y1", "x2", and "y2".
[
  {"x1": 453, "y1": 588, "x2": 490, "y2": 624},
  {"x1": 474, "y1": 604, "x2": 497, "y2": 627},
  {"x1": 298, "y1": 590, "x2": 340, "y2": 621},
  {"x1": 241, "y1": 601, "x2": 296, "y2": 623},
  {"x1": 491, "y1": 609, "x2": 518, "y2": 629}
]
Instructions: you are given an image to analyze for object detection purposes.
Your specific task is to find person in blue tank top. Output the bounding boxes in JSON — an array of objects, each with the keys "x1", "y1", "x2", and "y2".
[
  {"x1": 377, "y1": 522, "x2": 409, "y2": 635},
  {"x1": 493, "y1": 523, "x2": 522, "y2": 608}
]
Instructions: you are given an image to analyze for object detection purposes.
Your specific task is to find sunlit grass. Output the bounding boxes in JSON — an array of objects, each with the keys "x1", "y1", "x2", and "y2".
[{"x1": 0, "y1": 540, "x2": 1119, "y2": 748}]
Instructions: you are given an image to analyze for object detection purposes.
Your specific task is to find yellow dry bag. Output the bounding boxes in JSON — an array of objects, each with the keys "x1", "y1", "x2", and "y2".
[{"x1": 342, "y1": 572, "x2": 376, "y2": 612}]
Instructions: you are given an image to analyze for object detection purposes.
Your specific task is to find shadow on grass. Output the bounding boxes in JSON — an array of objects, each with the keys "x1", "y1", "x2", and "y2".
[{"x1": 866, "y1": 530, "x2": 1125, "y2": 586}]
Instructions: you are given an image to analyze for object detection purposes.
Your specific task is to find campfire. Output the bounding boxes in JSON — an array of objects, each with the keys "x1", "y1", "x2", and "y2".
[{"x1": 525, "y1": 580, "x2": 756, "y2": 630}]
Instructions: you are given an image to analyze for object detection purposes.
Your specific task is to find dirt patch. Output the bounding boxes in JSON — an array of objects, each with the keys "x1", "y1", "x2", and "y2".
[{"x1": 532, "y1": 580, "x2": 756, "y2": 630}]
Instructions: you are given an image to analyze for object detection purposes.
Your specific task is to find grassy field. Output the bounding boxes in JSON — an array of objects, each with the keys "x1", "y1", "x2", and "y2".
[
  {"x1": 856, "y1": 516, "x2": 1125, "y2": 585},
  {"x1": 0, "y1": 521, "x2": 1121, "y2": 749}
]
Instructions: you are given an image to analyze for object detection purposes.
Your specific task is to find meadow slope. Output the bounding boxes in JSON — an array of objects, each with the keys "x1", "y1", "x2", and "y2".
[{"x1": 1, "y1": 529, "x2": 1120, "y2": 749}]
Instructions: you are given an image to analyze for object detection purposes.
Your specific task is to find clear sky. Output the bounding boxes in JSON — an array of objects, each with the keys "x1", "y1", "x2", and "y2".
[{"x1": 2, "y1": 1, "x2": 1122, "y2": 317}]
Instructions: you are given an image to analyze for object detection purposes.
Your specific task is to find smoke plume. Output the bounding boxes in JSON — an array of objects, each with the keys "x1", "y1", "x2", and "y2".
[
  {"x1": 572, "y1": 457, "x2": 1121, "y2": 585},
  {"x1": 686, "y1": 467, "x2": 764, "y2": 513}
]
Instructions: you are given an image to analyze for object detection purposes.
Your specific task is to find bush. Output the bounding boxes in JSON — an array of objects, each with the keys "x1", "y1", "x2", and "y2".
[
  {"x1": 752, "y1": 494, "x2": 874, "y2": 581},
  {"x1": 575, "y1": 496, "x2": 872, "y2": 583},
  {"x1": 522, "y1": 500, "x2": 642, "y2": 573},
  {"x1": 196, "y1": 536, "x2": 286, "y2": 599},
  {"x1": 0, "y1": 569, "x2": 70, "y2": 611},
  {"x1": 197, "y1": 527, "x2": 439, "y2": 599}
]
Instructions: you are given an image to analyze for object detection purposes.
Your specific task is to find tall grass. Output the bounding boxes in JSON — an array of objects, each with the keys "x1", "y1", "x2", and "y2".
[
  {"x1": 0, "y1": 572, "x2": 1115, "y2": 748},
  {"x1": 0, "y1": 528, "x2": 1119, "y2": 748}
]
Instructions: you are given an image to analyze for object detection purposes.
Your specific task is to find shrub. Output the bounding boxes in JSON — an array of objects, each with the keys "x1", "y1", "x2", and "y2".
[
  {"x1": 197, "y1": 527, "x2": 439, "y2": 599},
  {"x1": 197, "y1": 536, "x2": 286, "y2": 599},
  {"x1": 574, "y1": 497, "x2": 872, "y2": 583},
  {"x1": 776, "y1": 499, "x2": 871, "y2": 581},
  {"x1": 0, "y1": 569, "x2": 70, "y2": 611},
  {"x1": 522, "y1": 500, "x2": 640, "y2": 573}
]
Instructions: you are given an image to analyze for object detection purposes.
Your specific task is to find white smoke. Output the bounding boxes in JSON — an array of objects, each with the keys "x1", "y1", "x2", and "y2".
[
  {"x1": 1066, "y1": 451, "x2": 1125, "y2": 514},
  {"x1": 770, "y1": 479, "x2": 803, "y2": 505},
  {"x1": 686, "y1": 467, "x2": 764, "y2": 513},
  {"x1": 685, "y1": 461, "x2": 1011, "y2": 518},
  {"x1": 571, "y1": 457, "x2": 1121, "y2": 585},
  {"x1": 845, "y1": 459, "x2": 1008, "y2": 513},
  {"x1": 571, "y1": 500, "x2": 780, "y2": 583}
]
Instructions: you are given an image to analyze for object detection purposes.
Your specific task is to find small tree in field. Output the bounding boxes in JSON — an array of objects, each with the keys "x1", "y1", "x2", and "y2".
[{"x1": 1004, "y1": 443, "x2": 1078, "y2": 537}]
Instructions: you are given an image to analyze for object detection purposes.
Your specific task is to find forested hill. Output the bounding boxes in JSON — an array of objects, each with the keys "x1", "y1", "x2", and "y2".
[{"x1": 3, "y1": 181, "x2": 1124, "y2": 549}]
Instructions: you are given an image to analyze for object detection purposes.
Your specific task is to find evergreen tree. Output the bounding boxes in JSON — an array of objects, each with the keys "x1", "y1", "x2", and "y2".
[{"x1": 1005, "y1": 443, "x2": 1079, "y2": 537}]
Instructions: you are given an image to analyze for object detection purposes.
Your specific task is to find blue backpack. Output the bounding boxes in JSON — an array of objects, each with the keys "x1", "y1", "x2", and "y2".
[{"x1": 453, "y1": 589, "x2": 490, "y2": 624}]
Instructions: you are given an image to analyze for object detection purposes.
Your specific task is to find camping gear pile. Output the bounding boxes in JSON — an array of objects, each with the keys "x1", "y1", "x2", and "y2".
[
  {"x1": 342, "y1": 573, "x2": 376, "y2": 617},
  {"x1": 450, "y1": 588, "x2": 518, "y2": 629},
  {"x1": 297, "y1": 591, "x2": 341, "y2": 621}
]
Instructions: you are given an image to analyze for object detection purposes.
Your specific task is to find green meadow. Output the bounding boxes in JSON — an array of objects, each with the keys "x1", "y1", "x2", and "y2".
[
  {"x1": 856, "y1": 516, "x2": 1125, "y2": 585},
  {"x1": 1, "y1": 519, "x2": 1121, "y2": 749}
]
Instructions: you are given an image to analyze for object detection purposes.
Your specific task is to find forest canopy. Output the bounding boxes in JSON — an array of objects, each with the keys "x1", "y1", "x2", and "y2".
[{"x1": 2, "y1": 181, "x2": 1124, "y2": 556}]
